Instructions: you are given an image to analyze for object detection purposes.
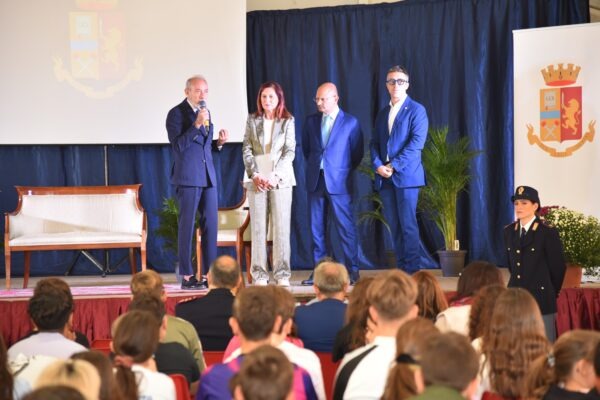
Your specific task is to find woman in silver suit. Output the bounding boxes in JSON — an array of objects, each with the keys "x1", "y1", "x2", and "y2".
[{"x1": 242, "y1": 81, "x2": 295, "y2": 286}]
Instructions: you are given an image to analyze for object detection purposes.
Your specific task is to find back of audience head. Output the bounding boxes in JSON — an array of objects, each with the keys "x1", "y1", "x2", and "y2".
[
  {"x1": 453, "y1": 260, "x2": 503, "y2": 303},
  {"x1": 209, "y1": 255, "x2": 243, "y2": 290},
  {"x1": 468, "y1": 284, "x2": 507, "y2": 341},
  {"x1": 0, "y1": 335, "x2": 13, "y2": 400},
  {"x1": 127, "y1": 293, "x2": 167, "y2": 340},
  {"x1": 35, "y1": 359, "x2": 100, "y2": 400},
  {"x1": 71, "y1": 351, "x2": 123, "y2": 400},
  {"x1": 346, "y1": 276, "x2": 375, "y2": 350},
  {"x1": 366, "y1": 270, "x2": 418, "y2": 327},
  {"x1": 382, "y1": 317, "x2": 440, "y2": 400},
  {"x1": 22, "y1": 385, "x2": 86, "y2": 400},
  {"x1": 28, "y1": 277, "x2": 74, "y2": 331},
  {"x1": 268, "y1": 286, "x2": 296, "y2": 339},
  {"x1": 418, "y1": 332, "x2": 479, "y2": 397},
  {"x1": 130, "y1": 269, "x2": 164, "y2": 300},
  {"x1": 482, "y1": 287, "x2": 549, "y2": 398},
  {"x1": 231, "y1": 287, "x2": 278, "y2": 342},
  {"x1": 524, "y1": 329, "x2": 600, "y2": 399},
  {"x1": 411, "y1": 270, "x2": 448, "y2": 321},
  {"x1": 230, "y1": 345, "x2": 293, "y2": 400},
  {"x1": 111, "y1": 310, "x2": 161, "y2": 400},
  {"x1": 313, "y1": 261, "x2": 349, "y2": 299}
]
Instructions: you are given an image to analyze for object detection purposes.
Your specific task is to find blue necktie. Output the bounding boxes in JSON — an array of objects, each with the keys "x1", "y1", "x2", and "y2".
[
  {"x1": 320, "y1": 115, "x2": 333, "y2": 169},
  {"x1": 321, "y1": 114, "x2": 332, "y2": 146}
]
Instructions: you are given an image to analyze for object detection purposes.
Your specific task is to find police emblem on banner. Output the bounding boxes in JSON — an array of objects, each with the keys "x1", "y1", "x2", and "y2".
[
  {"x1": 53, "y1": 0, "x2": 143, "y2": 99},
  {"x1": 526, "y1": 63, "x2": 595, "y2": 157}
]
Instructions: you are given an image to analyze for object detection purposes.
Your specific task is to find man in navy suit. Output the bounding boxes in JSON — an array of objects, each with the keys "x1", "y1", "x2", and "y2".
[
  {"x1": 302, "y1": 82, "x2": 363, "y2": 284},
  {"x1": 370, "y1": 66, "x2": 428, "y2": 274},
  {"x1": 166, "y1": 75, "x2": 228, "y2": 289}
]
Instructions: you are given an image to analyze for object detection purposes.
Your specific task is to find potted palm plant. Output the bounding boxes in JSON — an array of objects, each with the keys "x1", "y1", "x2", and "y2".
[
  {"x1": 155, "y1": 197, "x2": 199, "y2": 281},
  {"x1": 419, "y1": 126, "x2": 479, "y2": 276}
]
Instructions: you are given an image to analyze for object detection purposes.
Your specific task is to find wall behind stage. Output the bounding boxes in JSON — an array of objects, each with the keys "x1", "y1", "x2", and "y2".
[
  {"x1": 0, "y1": 0, "x2": 247, "y2": 144},
  {"x1": 514, "y1": 23, "x2": 600, "y2": 219},
  {"x1": 0, "y1": 0, "x2": 590, "y2": 279}
]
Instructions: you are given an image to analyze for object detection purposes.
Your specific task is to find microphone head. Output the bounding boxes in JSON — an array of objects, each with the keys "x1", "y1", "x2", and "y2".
[{"x1": 199, "y1": 100, "x2": 207, "y2": 109}]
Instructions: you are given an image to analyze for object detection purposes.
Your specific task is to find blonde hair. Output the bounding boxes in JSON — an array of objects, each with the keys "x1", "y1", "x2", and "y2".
[
  {"x1": 130, "y1": 270, "x2": 164, "y2": 298},
  {"x1": 35, "y1": 359, "x2": 100, "y2": 400},
  {"x1": 367, "y1": 270, "x2": 417, "y2": 321}
]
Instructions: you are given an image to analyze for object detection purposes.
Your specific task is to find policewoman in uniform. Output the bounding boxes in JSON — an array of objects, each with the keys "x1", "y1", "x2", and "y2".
[{"x1": 503, "y1": 186, "x2": 566, "y2": 342}]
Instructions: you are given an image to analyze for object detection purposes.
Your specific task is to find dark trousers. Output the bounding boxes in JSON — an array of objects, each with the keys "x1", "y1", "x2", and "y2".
[
  {"x1": 379, "y1": 180, "x2": 420, "y2": 273},
  {"x1": 176, "y1": 185, "x2": 217, "y2": 276},
  {"x1": 309, "y1": 171, "x2": 359, "y2": 271}
]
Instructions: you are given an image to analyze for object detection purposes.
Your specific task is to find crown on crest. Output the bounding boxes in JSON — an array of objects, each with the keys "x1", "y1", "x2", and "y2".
[{"x1": 541, "y1": 63, "x2": 580, "y2": 86}]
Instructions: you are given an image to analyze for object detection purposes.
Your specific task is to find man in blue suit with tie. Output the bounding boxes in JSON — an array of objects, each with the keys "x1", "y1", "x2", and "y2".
[
  {"x1": 166, "y1": 75, "x2": 228, "y2": 289},
  {"x1": 302, "y1": 82, "x2": 363, "y2": 284},
  {"x1": 370, "y1": 66, "x2": 428, "y2": 274}
]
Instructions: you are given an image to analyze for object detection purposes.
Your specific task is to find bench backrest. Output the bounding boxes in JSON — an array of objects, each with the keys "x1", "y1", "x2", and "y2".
[{"x1": 8, "y1": 185, "x2": 144, "y2": 239}]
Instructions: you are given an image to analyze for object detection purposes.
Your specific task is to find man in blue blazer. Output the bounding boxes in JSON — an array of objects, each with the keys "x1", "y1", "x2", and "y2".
[
  {"x1": 166, "y1": 75, "x2": 228, "y2": 289},
  {"x1": 302, "y1": 82, "x2": 363, "y2": 283},
  {"x1": 370, "y1": 66, "x2": 427, "y2": 274}
]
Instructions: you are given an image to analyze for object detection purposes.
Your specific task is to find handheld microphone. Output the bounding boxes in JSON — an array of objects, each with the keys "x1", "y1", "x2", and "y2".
[{"x1": 199, "y1": 100, "x2": 210, "y2": 129}]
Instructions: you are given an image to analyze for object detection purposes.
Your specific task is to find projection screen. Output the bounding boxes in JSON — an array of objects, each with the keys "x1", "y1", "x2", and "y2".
[{"x1": 0, "y1": 0, "x2": 247, "y2": 144}]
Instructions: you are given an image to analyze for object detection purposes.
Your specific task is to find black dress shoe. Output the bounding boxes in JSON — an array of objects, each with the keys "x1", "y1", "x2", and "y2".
[
  {"x1": 301, "y1": 272, "x2": 314, "y2": 286},
  {"x1": 181, "y1": 276, "x2": 208, "y2": 290},
  {"x1": 349, "y1": 267, "x2": 360, "y2": 285}
]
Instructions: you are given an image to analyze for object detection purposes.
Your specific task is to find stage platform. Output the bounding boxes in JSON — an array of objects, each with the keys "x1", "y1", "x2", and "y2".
[{"x1": 1, "y1": 269, "x2": 599, "y2": 348}]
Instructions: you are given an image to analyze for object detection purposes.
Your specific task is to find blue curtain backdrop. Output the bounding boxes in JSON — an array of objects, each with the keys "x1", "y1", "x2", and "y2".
[{"x1": 0, "y1": 0, "x2": 589, "y2": 278}]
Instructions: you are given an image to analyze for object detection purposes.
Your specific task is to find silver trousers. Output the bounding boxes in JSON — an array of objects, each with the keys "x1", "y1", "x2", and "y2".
[{"x1": 248, "y1": 187, "x2": 292, "y2": 281}]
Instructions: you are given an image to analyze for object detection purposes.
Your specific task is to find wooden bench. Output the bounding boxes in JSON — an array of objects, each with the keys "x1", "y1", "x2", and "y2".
[{"x1": 4, "y1": 185, "x2": 147, "y2": 289}]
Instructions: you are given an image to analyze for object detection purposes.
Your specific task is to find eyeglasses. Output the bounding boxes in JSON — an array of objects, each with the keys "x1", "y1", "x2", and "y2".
[
  {"x1": 313, "y1": 96, "x2": 336, "y2": 103},
  {"x1": 386, "y1": 78, "x2": 409, "y2": 86}
]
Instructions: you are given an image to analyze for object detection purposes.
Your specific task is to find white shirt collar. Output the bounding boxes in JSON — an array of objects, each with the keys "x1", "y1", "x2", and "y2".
[
  {"x1": 323, "y1": 106, "x2": 340, "y2": 122},
  {"x1": 520, "y1": 217, "x2": 536, "y2": 233},
  {"x1": 187, "y1": 99, "x2": 200, "y2": 112}
]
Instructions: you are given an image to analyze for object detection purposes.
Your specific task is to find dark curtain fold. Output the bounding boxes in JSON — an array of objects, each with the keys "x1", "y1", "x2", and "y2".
[{"x1": 0, "y1": 0, "x2": 589, "y2": 277}]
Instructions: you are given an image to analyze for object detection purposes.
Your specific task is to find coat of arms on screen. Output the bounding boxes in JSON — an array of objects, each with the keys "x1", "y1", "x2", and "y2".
[
  {"x1": 52, "y1": 0, "x2": 143, "y2": 99},
  {"x1": 526, "y1": 63, "x2": 595, "y2": 157}
]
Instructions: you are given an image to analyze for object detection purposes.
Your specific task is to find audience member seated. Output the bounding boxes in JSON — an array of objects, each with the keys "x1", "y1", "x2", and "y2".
[
  {"x1": 35, "y1": 359, "x2": 100, "y2": 400},
  {"x1": 411, "y1": 332, "x2": 480, "y2": 400},
  {"x1": 8, "y1": 278, "x2": 87, "y2": 361},
  {"x1": 128, "y1": 294, "x2": 200, "y2": 393},
  {"x1": 468, "y1": 285, "x2": 507, "y2": 344},
  {"x1": 331, "y1": 276, "x2": 374, "y2": 362},
  {"x1": 2, "y1": 334, "x2": 28, "y2": 400},
  {"x1": 480, "y1": 288, "x2": 550, "y2": 399},
  {"x1": 71, "y1": 351, "x2": 124, "y2": 400},
  {"x1": 21, "y1": 386, "x2": 86, "y2": 400},
  {"x1": 435, "y1": 260, "x2": 504, "y2": 335},
  {"x1": 176, "y1": 255, "x2": 242, "y2": 351},
  {"x1": 111, "y1": 310, "x2": 176, "y2": 400},
  {"x1": 524, "y1": 330, "x2": 600, "y2": 400},
  {"x1": 197, "y1": 287, "x2": 317, "y2": 400},
  {"x1": 333, "y1": 270, "x2": 418, "y2": 400},
  {"x1": 411, "y1": 270, "x2": 448, "y2": 321},
  {"x1": 270, "y1": 286, "x2": 325, "y2": 399},
  {"x1": 591, "y1": 342, "x2": 600, "y2": 399},
  {"x1": 230, "y1": 345, "x2": 294, "y2": 400},
  {"x1": 131, "y1": 269, "x2": 206, "y2": 372},
  {"x1": 381, "y1": 317, "x2": 440, "y2": 400},
  {"x1": 294, "y1": 261, "x2": 349, "y2": 353}
]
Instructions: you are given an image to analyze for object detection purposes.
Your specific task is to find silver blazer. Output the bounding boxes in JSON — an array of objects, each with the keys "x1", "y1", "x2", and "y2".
[{"x1": 242, "y1": 114, "x2": 296, "y2": 189}]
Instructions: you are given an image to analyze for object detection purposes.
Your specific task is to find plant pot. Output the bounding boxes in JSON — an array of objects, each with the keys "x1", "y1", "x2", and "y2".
[
  {"x1": 437, "y1": 250, "x2": 467, "y2": 277},
  {"x1": 562, "y1": 264, "x2": 583, "y2": 289}
]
